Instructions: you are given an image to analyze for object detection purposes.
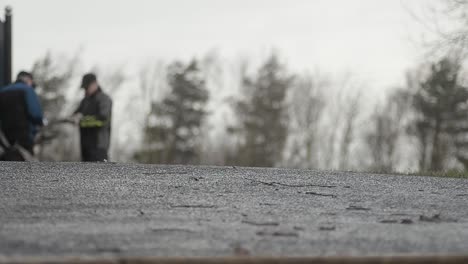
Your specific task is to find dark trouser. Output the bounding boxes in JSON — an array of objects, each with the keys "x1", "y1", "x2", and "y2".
[
  {"x1": 81, "y1": 147, "x2": 108, "y2": 162},
  {"x1": 1, "y1": 148, "x2": 25, "y2": 161},
  {"x1": 23, "y1": 144, "x2": 34, "y2": 154},
  {"x1": 0, "y1": 143, "x2": 33, "y2": 161}
]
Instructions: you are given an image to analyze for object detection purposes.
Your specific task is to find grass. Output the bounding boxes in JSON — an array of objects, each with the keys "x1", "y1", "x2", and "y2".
[
  {"x1": 364, "y1": 169, "x2": 468, "y2": 179},
  {"x1": 409, "y1": 169, "x2": 468, "y2": 179}
]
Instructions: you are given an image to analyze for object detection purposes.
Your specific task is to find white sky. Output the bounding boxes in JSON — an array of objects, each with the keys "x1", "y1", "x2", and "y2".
[
  {"x1": 1, "y1": 0, "x2": 437, "y2": 92},
  {"x1": 0, "y1": 0, "x2": 447, "y2": 162}
]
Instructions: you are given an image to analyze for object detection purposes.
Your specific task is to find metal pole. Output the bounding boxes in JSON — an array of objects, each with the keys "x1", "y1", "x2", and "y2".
[
  {"x1": 4, "y1": 6, "x2": 12, "y2": 84},
  {"x1": 0, "y1": 9, "x2": 5, "y2": 86}
]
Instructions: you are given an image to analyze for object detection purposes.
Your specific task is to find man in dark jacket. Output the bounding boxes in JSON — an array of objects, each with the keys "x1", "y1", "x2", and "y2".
[
  {"x1": 73, "y1": 73, "x2": 112, "y2": 162},
  {"x1": 0, "y1": 71, "x2": 43, "y2": 158}
]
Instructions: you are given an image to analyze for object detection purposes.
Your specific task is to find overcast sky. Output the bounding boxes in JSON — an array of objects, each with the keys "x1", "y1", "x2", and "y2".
[{"x1": 1, "y1": 0, "x2": 437, "y2": 92}]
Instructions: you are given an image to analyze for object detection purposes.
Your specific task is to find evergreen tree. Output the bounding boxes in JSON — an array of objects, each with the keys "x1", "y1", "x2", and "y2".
[
  {"x1": 31, "y1": 52, "x2": 78, "y2": 161},
  {"x1": 231, "y1": 54, "x2": 294, "y2": 167},
  {"x1": 135, "y1": 60, "x2": 209, "y2": 164},
  {"x1": 411, "y1": 57, "x2": 468, "y2": 170},
  {"x1": 32, "y1": 52, "x2": 76, "y2": 118}
]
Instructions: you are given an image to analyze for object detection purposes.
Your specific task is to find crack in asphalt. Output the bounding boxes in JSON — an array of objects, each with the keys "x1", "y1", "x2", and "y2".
[
  {"x1": 142, "y1": 171, "x2": 189, "y2": 175},
  {"x1": 305, "y1": 191, "x2": 337, "y2": 198},
  {"x1": 419, "y1": 214, "x2": 458, "y2": 223},
  {"x1": 241, "y1": 220, "x2": 280, "y2": 226},
  {"x1": 380, "y1": 219, "x2": 414, "y2": 225},
  {"x1": 319, "y1": 226, "x2": 336, "y2": 231},
  {"x1": 170, "y1": 204, "x2": 216, "y2": 209},
  {"x1": 256, "y1": 231, "x2": 299, "y2": 237},
  {"x1": 346, "y1": 205, "x2": 371, "y2": 211},
  {"x1": 150, "y1": 228, "x2": 196, "y2": 234},
  {"x1": 247, "y1": 179, "x2": 337, "y2": 188},
  {"x1": 380, "y1": 220, "x2": 399, "y2": 224}
]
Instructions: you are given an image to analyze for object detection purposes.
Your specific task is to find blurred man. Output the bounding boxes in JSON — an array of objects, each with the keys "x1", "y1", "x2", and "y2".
[
  {"x1": 0, "y1": 71, "x2": 43, "y2": 160},
  {"x1": 73, "y1": 73, "x2": 112, "y2": 162}
]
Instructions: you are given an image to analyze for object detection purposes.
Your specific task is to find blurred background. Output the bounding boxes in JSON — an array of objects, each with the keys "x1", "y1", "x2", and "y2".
[{"x1": 1, "y1": 0, "x2": 468, "y2": 173}]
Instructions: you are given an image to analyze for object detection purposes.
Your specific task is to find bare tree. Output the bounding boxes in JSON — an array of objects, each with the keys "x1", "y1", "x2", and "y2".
[
  {"x1": 198, "y1": 51, "x2": 227, "y2": 166},
  {"x1": 93, "y1": 65, "x2": 127, "y2": 94},
  {"x1": 365, "y1": 89, "x2": 412, "y2": 171},
  {"x1": 338, "y1": 91, "x2": 361, "y2": 170},
  {"x1": 436, "y1": 0, "x2": 468, "y2": 55},
  {"x1": 284, "y1": 72, "x2": 327, "y2": 168},
  {"x1": 123, "y1": 61, "x2": 168, "y2": 162},
  {"x1": 320, "y1": 74, "x2": 363, "y2": 170},
  {"x1": 406, "y1": 0, "x2": 468, "y2": 57}
]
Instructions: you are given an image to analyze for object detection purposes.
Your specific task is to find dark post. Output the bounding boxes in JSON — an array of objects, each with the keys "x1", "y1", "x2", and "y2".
[
  {"x1": 0, "y1": 9, "x2": 4, "y2": 86},
  {"x1": 4, "y1": 6, "x2": 12, "y2": 85},
  {"x1": 0, "y1": 7, "x2": 12, "y2": 87}
]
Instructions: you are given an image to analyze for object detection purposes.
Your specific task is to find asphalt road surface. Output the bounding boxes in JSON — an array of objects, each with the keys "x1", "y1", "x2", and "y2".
[{"x1": 1, "y1": 162, "x2": 468, "y2": 258}]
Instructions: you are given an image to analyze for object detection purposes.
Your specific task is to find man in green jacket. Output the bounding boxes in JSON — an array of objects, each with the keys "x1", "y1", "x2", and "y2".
[{"x1": 73, "y1": 73, "x2": 112, "y2": 162}]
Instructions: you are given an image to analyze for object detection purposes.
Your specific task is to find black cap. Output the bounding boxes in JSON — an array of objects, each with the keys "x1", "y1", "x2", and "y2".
[{"x1": 80, "y1": 73, "x2": 97, "y2": 89}]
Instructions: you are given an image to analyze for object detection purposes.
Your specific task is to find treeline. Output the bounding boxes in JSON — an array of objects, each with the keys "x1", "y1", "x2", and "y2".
[
  {"x1": 133, "y1": 53, "x2": 468, "y2": 172},
  {"x1": 133, "y1": 54, "x2": 366, "y2": 169},
  {"x1": 28, "y1": 0, "x2": 468, "y2": 171},
  {"x1": 28, "y1": 50, "x2": 468, "y2": 172}
]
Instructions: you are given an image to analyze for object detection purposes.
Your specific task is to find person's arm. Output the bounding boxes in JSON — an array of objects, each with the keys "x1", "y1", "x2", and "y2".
[
  {"x1": 24, "y1": 88, "x2": 44, "y2": 126},
  {"x1": 96, "y1": 95, "x2": 112, "y2": 122},
  {"x1": 70, "y1": 100, "x2": 84, "y2": 125},
  {"x1": 79, "y1": 96, "x2": 112, "y2": 128},
  {"x1": 74, "y1": 100, "x2": 83, "y2": 115}
]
